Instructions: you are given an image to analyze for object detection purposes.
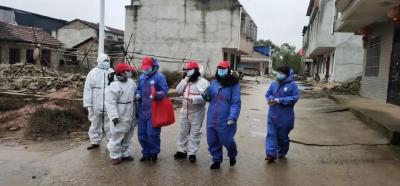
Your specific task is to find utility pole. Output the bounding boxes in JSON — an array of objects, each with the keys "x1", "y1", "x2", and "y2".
[{"x1": 98, "y1": 0, "x2": 105, "y2": 55}]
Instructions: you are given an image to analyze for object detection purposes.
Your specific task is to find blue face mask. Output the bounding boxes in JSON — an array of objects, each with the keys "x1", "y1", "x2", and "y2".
[
  {"x1": 186, "y1": 69, "x2": 195, "y2": 77},
  {"x1": 143, "y1": 68, "x2": 152, "y2": 75},
  {"x1": 217, "y1": 69, "x2": 228, "y2": 77},
  {"x1": 277, "y1": 73, "x2": 287, "y2": 81}
]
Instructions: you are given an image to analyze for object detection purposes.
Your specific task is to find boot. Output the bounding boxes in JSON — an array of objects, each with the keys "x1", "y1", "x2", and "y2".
[
  {"x1": 122, "y1": 156, "x2": 134, "y2": 162},
  {"x1": 174, "y1": 151, "x2": 187, "y2": 160},
  {"x1": 140, "y1": 157, "x2": 150, "y2": 162},
  {"x1": 112, "y1": 158, "x2": 122, "y2": 165},
  {"x1": 87, "y1": 144, "x2": 100, "y2": 150},
  {"x1": 210, "y1": 162, "x2": 221, "y2": 170},
  {"x1": 189, "y1": 155, "x2": 196, "y2": 163},
  {"x1": 229, "y1": 158, "x2": 236, "y2": 166},
  {"x1": 150, "y1": 156, "x2": 158, "y2": 162},
  {"x1": 265, "y1": 155, "x2": 276, "y2": 164}
]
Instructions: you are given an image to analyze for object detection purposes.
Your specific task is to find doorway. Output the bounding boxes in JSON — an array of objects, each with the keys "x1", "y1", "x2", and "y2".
[{"x1": 388, "y1": 26, "x2": 400, "y2": 106}]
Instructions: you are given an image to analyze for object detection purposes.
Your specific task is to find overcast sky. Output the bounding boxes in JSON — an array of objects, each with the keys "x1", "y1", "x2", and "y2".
[{"x1": 0, "y1": 0, "x2": 309, "y2": 49}]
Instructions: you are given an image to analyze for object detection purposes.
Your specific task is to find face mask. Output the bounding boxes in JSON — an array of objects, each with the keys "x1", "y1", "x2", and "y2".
[
  {"x1": 126, "y1": 71, "x2": 133, "y2": 78},
  {"x1": 277, "y1": 73, "x2": 287, "y2": 81},
  {"x1": 99, "y1": 61, "x2": 110, "y2": 69},
  {"x1": 143, "y1": 68, "x2": 152, "y2": 75},
  {"x1": 186, "y1": 69, "x2": 195, "y2": 77},
  {"x1": 217, "y1": 69, "x2": 228, "y2": 77}
]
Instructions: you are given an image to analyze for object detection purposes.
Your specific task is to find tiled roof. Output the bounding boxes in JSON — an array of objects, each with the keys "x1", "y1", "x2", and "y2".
[
  {"x1": 0, "y1": 21, "x2": 62, "y2": 46},
  {"x1": 73, "y1": 37, "x2": 123, "y2": 49},
  {"x1": 72, "y1": 19, "x2": 124, "y2": 36}
]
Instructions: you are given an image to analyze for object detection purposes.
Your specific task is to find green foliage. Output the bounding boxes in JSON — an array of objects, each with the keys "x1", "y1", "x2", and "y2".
[{"x1": 256, "y1": 40, "x2": 302, "y2": 74}]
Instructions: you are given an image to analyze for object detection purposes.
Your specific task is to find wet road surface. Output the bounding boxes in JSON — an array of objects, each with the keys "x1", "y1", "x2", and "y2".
[{"x1": 1, "y1": 78, "x2": 400, "y2": 186}]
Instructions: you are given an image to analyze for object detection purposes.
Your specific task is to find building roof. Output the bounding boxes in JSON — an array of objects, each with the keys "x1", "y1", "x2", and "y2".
[
  {"x1": 241, "y1": 51, "x2": 271, "y2": 63},
  {"x1": 73, "y1": 37, "x2": 123, "y2": 49},
  {"x1": 68, "y1": 19, "x2": 124, "y2": 36},
  {"x1": 0, "y1": 21, "x2": 62, "y2": 46},
  {"x1": 0, "y1": 5, "x2": 68, "y2": 33}
]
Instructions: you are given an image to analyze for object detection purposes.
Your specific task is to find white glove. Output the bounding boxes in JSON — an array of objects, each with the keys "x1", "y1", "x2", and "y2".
[
  {"x1": 227, "y1": 120, "x2": 236, "y2": 126},
  {"x1": 135, "y1": 94, "x2": 141, "y2": 100}
]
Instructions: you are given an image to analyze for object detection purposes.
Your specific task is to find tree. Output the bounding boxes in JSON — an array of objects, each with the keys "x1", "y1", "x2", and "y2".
[{"x1": 256, "y1": 40, "x2": 301, "y2": 74}]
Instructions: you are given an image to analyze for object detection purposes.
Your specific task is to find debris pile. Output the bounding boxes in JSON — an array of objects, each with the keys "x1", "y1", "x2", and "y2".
[
  {"x1": 331, "y1": 76, "x2": 361, "y2": 95},
  {"x1": 300, "y1": 76, "x2": 362, "y2": 99},
  {"x1": 0, "y1": 64, "x2": 85, "y2": 99}
]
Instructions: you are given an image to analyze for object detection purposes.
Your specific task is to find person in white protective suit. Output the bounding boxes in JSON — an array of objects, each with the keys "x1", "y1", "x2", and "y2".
[
  {"x1": 105, "y1": 63, "x2": 137, "y2": 165},
  {"x1": 174, "y1": 60, "x2": 210, "y2": 162},
  {"x1": 83, "y1": 53, "x2": 114, "y2": 150}
]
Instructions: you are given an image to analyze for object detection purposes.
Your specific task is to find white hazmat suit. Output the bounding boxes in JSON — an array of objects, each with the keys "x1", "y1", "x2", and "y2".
[
  {"x1": 105, "y1": 78, "x2": 137, "y2": 159},
  {"x1": 176, "y1": 77, "x2": 209, "y2": 155},
  {"x1": 83, "y1": 54, "x2": 114, "y2": 145}
]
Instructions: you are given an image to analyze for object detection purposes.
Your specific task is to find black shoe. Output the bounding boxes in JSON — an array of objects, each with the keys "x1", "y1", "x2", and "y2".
[
  {"x1": 87, "y1": 144, "x2": 99, "y2": 150},
  {"x1": 150, "y1": 156, "x2": 158, "y2": 162},
  {"x1": 230, "y1": 158, "x2": 236, "y2": 166},
  {"x1": 210, "y1": 162, "x2": 221, "y2": 170},
  {"x1": 174, "y1": 151, "x2": 187, "y2": 160},
  {"x1": 122, "y1": 156, "x2": 134, "y2": 162},
  {"x1": 189, "y1": 155, "x2": 196, "y2": 163},
  {"x1": 265, "y1": 155, "x2": 276, "y2": 164},
  {"x1": 140, "y1": 157, "x2": 150, "y2": 162}
]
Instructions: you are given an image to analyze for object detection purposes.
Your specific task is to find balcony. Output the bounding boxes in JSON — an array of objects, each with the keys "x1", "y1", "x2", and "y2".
[{"x1": 335, "y1": 0, "x2": 399, "y2": 32}]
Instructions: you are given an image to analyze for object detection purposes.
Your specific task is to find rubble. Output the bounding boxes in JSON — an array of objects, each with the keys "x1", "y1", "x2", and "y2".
[
  {"x1": 331, "y1": 76, "x2": 361, "y2": 94},
  {"x1": 0, "y1": 64, "x2": 85, "y2": 99},
  {"x1": 300, "y1": 76, "x2": 362, "y2": 99}
]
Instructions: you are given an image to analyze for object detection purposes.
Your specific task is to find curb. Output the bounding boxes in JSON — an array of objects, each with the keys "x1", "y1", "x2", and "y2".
[{"x1": 328, "y1": 94, "x2": 400, "y2": 145}]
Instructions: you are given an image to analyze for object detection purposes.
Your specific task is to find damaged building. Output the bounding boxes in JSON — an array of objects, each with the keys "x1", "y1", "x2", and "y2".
[
  {"x1": 56, "y1": 19, "x2": 125, "y2": 68},
  {"x1": 0, "y1": 21, "x2": 62, "y2": 67},
  {"x1": 125, "y1": 0, "x2": 257, "y2": 74}
]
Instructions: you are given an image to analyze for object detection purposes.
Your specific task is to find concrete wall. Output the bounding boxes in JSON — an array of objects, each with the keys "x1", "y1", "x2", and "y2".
[
  {"x1": 360, "y1": 22, "x2": 393, "y2": 102},
  {"x1": 331, "y1": 35, "x2": 364, "y2": 82},
  {"x1": 125, "y1": 0, "x2": 243, "y2": 74},
  {"x1": 0, "y1": 9, "x2": 15, "y2": 24},
  {"x1": 57, "y1": 21, "x2": 97, "y2": 48}
]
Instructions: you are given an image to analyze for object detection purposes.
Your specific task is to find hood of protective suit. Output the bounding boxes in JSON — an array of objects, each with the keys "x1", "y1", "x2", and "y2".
[{"x1": 147, "y1": 57, "x2": 160, "y2": 76}]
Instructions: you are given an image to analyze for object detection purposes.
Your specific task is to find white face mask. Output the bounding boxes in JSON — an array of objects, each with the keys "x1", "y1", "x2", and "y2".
[
  {"x1": 126, "y1": 71, "x2": 132, "y2": 78},
  {"x1": 186, "y1": 69, "x2": 195, "y2": 77}
]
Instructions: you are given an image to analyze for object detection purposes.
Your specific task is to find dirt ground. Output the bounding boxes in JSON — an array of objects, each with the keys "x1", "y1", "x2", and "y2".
[{"x1": 0, "y1": 77, "x2": 400, "y2": 186}]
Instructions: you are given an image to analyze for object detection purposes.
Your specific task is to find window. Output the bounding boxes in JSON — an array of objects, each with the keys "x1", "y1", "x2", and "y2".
[
  {"x1": 26, "y1": 49, "x2": 34, "y2": 64},
  {"x1": 365, "y1": 36, "x2": 381, "y2": 76},
  {"x1": 9, "y1": 48, "x2": 20, "y2": 64},
  {"x1": 41, "y1": 50, "x2": 51, "y2": 67},
  {"x1": 107, "y1": 36, "x2": 114, "y2": 40},
  {"x1": 223, "y1": 52, "x2": 228, "y2": 61}
]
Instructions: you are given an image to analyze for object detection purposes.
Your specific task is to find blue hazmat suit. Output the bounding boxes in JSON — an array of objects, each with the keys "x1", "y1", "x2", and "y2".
[
  {"x1": 205, "y1": 79, "x2": 241, "y2": 163},
  {"x1": 265, "y1": 72, "x2": 299, "y2": 158},
  {"x1": 136, "y1": 60, "x2": 169, "y2": 158}
]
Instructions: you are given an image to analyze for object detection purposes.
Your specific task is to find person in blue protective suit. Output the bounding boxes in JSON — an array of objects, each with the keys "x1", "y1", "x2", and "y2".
[
  {"x1": 203, "y1": 61, "x2": 241, "y2": 170},
  {"x1": 136, "y1": 56, "x2": 169, "y2": 162},
  {"x1": 265, "y1": 66, "x2": 300, "y2": 163}
]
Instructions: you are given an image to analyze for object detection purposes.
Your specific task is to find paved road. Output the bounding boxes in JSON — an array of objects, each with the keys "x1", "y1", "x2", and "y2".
[{"x1": 1, "y1": 78, "x2": 400, "y2": 186}]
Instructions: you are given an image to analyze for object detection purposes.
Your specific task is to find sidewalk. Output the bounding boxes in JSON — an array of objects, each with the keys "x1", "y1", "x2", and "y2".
[{"x1": 329, "y1": 95, "x2": 400, "y2": 145}]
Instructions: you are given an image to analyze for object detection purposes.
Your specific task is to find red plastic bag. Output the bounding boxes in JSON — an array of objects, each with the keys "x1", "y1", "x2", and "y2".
[{"x1": 151, "y1": 97, "x2": 175, "y2": 128}]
